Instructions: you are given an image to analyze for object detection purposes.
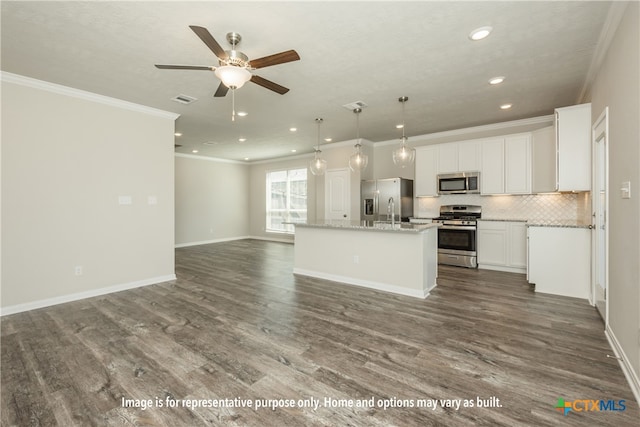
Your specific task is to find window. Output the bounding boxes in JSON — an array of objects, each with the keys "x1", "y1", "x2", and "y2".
[{"x1": 266, "y1": 168, "x2": 307, "y2": 233}]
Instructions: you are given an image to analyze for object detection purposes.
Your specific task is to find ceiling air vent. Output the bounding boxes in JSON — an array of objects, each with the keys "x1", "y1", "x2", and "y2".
[
  {"x1": 342, "y1": 100, "x2": 368, "y2": 111},
  {"x1": 171, "y1": 94, "x2": 198, "y2": 105}
]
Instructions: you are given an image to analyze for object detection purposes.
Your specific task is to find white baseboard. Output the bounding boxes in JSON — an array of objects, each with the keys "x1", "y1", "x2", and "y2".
[
  {"x1": 175, "y1": 236, "x2": 250, "y2": 248},
  {"x1": 605, "y1": 324, "x2": 640, "y2": 407},
  {"x1": 0, "y1": 274, "x2": 176, "y2": 316},
  {"x1": 248, "y1": 235, "x2": 295, "y2": 244},
  {"x1": 479, "y1": 264, "x2": 526, "y2": 275},
  {"x1": 293, "y1": 268, "x2": 431, "y2": 299}
]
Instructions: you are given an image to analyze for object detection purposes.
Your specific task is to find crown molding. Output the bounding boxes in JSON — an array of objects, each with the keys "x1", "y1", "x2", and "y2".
[
  {"x1": 249, "y1": 151, "x2": 315, "y2": 165},
  {"x1": 375, "y1": 115, "x2": 554, "y2": 147},
  {"x1": 1, "y1": 71, "x2": 180, "y2": 120},
  {"x1": 174, "y1": 152, "x2": 247, "y2": 165},
  {"x1": 578, "y1": 1, "x2": 629, "y2": 103},
  {"x1": 319, "y1": 138, "x2": 374, "y2": 151}
]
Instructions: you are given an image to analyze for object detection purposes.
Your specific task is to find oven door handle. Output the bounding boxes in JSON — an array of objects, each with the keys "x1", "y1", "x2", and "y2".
[{"x1": 438, "y1": 225, "x2": 477, "y2": 231}]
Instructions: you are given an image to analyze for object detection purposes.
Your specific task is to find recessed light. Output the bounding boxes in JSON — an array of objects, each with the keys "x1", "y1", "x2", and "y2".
[
  {"x1": 174, "y1": 132, "x2": 182, "y2": 137},
  {"x1": 396, "y1": 124, "x2": 404, "y2": 129},
  {"x1": 237, "y1": 111, "x2": 248, "y2": 117},
  {"x1": 291, "y1": 149, "x2": 297, "y2": 153},
  {"x1": 324, "y1": 138, "x2": 332, "y2": 142},
  {"x1": 469, "y1": 26, "x2": 493, "y2": 41},
  {"x1": 489, "y1": 76, "x2": 505, "y2": 85},
  {"x1": 289, "y1": 127, "x2": 297, "y2": 132},
  {"x1": 244, "y1": 157, "x2": 250, "y2": 161},
  {"x1": 192, "y1": 149, "x2": 199, "y2": 153},
  {"x1": 500, "y1": 103, "x2": 513, "y2": 110},
  {"x1": 238, "y1": 138, "x2": 246, "y2": 142}
]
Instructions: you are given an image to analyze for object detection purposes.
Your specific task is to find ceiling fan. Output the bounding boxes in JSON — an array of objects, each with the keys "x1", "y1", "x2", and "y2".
[{"x1": 155, "y1": 26, "x2": 300, "y2": 97}]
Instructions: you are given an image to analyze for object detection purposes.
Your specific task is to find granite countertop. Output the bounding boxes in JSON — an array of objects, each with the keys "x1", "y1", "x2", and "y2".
[
  {"x1": 477, "y1": 218, "x2": 591, "y2": 228},
  {"x1": 478, "y1": 218, "x2": 528, "y2": 222},
  {"x1": 526, "y1": 220, "x2": 592, "y2": 229},
  {"x1": 290, "y1": 220, "x2": 440, "y2": 233}
]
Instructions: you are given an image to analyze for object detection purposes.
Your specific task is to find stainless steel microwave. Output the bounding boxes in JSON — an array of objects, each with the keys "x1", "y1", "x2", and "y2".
[{"x1": 437, "y1": 172, "x2": 480, "y2": 195}]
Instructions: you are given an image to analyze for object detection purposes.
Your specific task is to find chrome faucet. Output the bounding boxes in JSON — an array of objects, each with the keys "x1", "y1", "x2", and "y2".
[{"x1": 388, "y1": 197, "x2": 395, "y2": 226}]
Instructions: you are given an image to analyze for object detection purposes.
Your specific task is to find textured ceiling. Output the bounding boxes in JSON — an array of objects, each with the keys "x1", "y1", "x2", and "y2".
[{"x1": 1, "y1": 1, "x2": 611, "y2": 161}]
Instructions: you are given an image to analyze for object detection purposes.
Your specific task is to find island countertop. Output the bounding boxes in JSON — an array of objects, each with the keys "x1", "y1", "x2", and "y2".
[{"x1": 290, "y1": 220, "x2": 439, "y2": 233}]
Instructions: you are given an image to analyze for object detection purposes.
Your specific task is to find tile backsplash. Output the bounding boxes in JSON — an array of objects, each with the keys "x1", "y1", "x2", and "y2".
[{"x1": 416, "y1": 192, "x2": 591, "y2": 222}]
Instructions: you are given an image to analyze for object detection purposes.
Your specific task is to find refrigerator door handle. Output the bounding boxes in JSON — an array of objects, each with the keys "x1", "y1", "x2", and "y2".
[{"x1": 374, "y1": 194, "x2": 378, "y2": 218}]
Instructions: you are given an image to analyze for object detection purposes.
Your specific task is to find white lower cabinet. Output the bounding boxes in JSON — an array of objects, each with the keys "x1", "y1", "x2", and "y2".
[
  {"x1": 477, "y1": 221, "x2": 527, "y2": 273},
  {"x1": 527, "y1": 226, "x2": 590, "y2": 299}
]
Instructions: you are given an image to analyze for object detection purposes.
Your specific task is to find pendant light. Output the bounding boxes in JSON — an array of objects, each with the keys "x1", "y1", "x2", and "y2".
[
  {"x1": 348, "y1": 108, "x2": 368, "y2": 172},
  {"x1": 392, "y1": 96, "x2": 416, "y2": 168},
  {"x1": 309, "y1": 118, "x2": 327, "y2": 176}
]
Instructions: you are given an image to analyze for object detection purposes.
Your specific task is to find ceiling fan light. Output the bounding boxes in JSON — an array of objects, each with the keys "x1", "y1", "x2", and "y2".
[{"x1": 215, "y1": 65, "x2": 251, "y2": 89}]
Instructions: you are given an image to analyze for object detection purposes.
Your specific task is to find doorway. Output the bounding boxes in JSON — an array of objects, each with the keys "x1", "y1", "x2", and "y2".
[{"x1": 592, "y1": 107, "x2": 609, "y2": 323}]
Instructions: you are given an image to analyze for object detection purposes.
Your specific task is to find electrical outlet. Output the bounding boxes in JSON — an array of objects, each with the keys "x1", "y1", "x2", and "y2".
[
  {"x1": 353, "y1": 255, "x2": 359, "y2": 264},
  {"x1": 74, "y1": 266, "x2": 83, "y2": 276}
]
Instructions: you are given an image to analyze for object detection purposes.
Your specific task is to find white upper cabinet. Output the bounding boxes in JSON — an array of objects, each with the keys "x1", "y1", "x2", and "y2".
[
  {"x1": 480, "y1": 135, "x2": 531, "y2": 195},
  {"x1": 458, "y1": 140, "x2": 481, "y2": 172},
  {"x1": 531, "y1": 104, "x2": 591, "y2": 193},
  {"x1": 480, "y1": 138, "x2": 505, "y2": 195},
  {"x1": 437, "y1": 143, "x2": 458, "y2": 173},
  {"x1": 415, "y1": 145, "x2": 439, "y2": 197},
  {"x1": 556, "y1": 103, "x2": 591, "y2": 191},
  {"x1": 437, "y1": 141, "x2": 481, "y2": 174},
  {"x1": 504, "y1": 134, "x2": 531, "y2": 194},
  {"x1": 531, "y1": 126, "x2": 556, "y2": 193}
]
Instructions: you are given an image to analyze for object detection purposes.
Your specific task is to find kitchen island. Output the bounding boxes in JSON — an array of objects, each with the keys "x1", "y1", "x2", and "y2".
[{"x1": 292, "y1": 220, "x2": 439, "y2": 299}]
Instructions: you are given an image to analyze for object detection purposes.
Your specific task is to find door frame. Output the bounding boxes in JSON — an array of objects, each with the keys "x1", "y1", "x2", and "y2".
[{"x1": 591, "y1": 107, "x2": 609, "y2": 325}]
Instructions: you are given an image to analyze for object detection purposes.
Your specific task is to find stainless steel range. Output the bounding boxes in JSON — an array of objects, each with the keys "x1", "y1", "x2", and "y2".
[{"x1": 433, "y1": 205, "x2": 481, "y2": 268}]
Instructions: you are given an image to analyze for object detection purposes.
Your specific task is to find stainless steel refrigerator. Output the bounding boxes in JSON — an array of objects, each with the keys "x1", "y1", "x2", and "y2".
[{"x1": 361, "y1": 178, "x2": 414, "y2": 222}]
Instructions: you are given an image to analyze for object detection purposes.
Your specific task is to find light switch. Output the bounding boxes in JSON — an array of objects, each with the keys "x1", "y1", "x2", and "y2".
[
  {"x1": 118, "y1": 195, "x2": 132, "y2": 205},
  {"x1": 620, "y1": 181, "x2": 631, "y2": 199},
  {"x1": 147, "y1": 196, "x2": 158, "y2": 205}
]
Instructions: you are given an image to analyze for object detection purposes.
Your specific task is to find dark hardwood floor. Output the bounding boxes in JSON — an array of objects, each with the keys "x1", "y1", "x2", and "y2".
[{"x1": 2, "y1": 239, "x2": 638, "y2": 426}]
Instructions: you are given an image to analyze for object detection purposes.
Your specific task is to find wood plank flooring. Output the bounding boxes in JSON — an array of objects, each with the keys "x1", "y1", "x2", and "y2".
[{"x1": 2, "y1": 239, "x2": 638, "y2": 426}]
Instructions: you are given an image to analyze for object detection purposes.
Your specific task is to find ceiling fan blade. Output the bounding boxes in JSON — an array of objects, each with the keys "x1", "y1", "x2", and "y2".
[
  {"x1": 249, "y1": 50, "x2": 300, "y2": 69},
  {"x1": 155, "y1": 64, "x2": 213, "y2": 70},
  {"x1": 189, "y1": 25, "x2": 226, "y2": 59},
  {"x1": 250, "y1": 75, "x2": 289, "y2": 95},
  {"x1": 214, "y1": 82, "x2": 229, "y2": 97}
]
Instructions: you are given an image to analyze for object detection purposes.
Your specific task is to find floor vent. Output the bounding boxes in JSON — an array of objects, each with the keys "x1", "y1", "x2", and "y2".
[{"x1": 171, "y1": 94, "x2": 198, "y2": 105}]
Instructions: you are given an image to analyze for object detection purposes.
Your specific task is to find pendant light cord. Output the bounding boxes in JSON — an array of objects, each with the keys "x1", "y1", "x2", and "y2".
[{"x1": 315, "y1": 118, "x2": 323, "y2": 151}]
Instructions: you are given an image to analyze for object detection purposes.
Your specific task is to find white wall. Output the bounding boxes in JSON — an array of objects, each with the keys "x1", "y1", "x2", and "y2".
[
  {"x1": 175, "y1": 154, "x2": 249, "y2": 246},
  {"x1": 588, "y1": 1, "x2": 640, "y2": 392},
  {"x1": 1, "y1": 74, "x2": 177, "y2": 313}
]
